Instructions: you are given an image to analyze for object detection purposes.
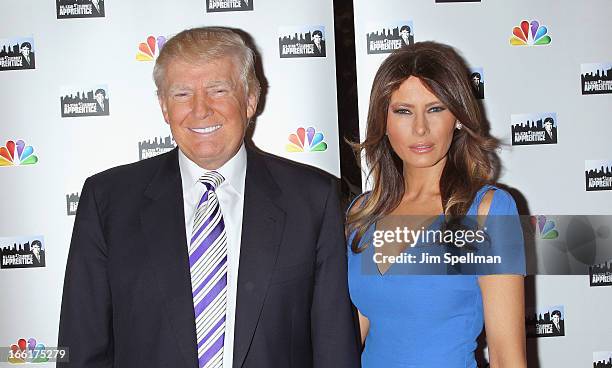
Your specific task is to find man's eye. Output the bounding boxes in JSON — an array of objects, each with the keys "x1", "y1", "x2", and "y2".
[{"x1": 172, "y1": 92, "x2": 191, "y2": 100}]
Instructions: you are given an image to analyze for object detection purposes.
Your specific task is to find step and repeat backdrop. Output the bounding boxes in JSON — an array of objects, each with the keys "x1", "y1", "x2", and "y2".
[
  {"x1": 353, "y1": 0, "x2": 611, "y2": 367},
  {"x1": 1, "y1": 0, "x2": 611, "y2": 367},
  {"x1": 0, "y1": 0, "x2": 340, "y2": 365}
]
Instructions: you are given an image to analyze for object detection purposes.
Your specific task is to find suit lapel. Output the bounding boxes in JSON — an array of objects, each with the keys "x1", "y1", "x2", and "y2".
[
  {"x1": 140, "y1": 148, "x2": 198, "y2": 368},
  {"x1": 233, "y1": 146, "x2": 286, "y2": 367}
]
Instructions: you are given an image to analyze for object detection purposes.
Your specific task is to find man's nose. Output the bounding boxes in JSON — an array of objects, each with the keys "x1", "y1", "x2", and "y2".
[{"x1": 193, "y1": 91, "x2": 212, "y2": 120}]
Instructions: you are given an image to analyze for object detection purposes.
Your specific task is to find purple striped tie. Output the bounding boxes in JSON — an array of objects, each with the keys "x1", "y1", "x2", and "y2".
[{"x1": 190, "y1": 171, "x2": 227, "y2": 368}]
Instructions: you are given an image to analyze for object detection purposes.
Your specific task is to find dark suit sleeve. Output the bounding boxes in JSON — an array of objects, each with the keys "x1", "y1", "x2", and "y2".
[
  {"x1": 310, "y1": 178, "x2": 360, "y2": 367},
  {"x1": 58, "y1": 178, "x2": 114, "y2": 367}
]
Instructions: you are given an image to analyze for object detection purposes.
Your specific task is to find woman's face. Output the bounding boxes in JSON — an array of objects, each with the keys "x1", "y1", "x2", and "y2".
[{"x1": 385, "y1": 76, "x2": 457, "y2": 170}]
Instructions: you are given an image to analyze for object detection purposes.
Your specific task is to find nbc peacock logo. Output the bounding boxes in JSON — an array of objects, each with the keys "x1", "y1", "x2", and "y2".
[
  {"x1": 7, "y1": 338, "x2": 48, "y2": 363},
  {"x1": 286, "y1": 127, "x2": 328, "y2": 152},
  {"x1": 0, "y1": 140, "x2": 38, "y2": 167},
  {"x1": 510, "y1": 20, "x2": 551, "y2": 46},
  {"x1": 533, "y1": 215, "x2": 559, "y2": 239},
  {"x1": 136, "y1": 35, "x2": 167, "y2": 61}
]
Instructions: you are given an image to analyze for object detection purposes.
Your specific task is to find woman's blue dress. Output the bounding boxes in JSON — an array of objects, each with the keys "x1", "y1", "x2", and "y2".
[{"x1": 347, "y1": 185, "x2": 525, "y2": 367}]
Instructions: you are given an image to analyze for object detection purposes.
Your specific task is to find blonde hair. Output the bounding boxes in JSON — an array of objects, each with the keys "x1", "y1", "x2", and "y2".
[{"x1": 153, "y1": 26, "x2": 261, "y2": 101}]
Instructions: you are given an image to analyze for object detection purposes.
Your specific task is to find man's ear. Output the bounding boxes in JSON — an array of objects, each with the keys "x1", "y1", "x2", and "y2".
[
  {"x1": 246, "y1": 92, "x2": 258, "y2": 120},
  {"x1": 158, "y1": 94, "x2": 170, "y2": 124}
]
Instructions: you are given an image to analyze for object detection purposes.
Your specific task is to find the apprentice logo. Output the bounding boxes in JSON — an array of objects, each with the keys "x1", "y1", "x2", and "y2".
[
  {"x1": 278, "y1": 26, "x2": 326, "y2": 58},
  {"x1": 511, "y1": 112, "x2": 558, "y2": 146},
  {"x1": 590, "y1": 260, "x2": 612, "y2": 287},
  {"x1": 66, "y1": 192, "x2": 80, "y2": 216},
  {"x1": 526, "y1": 305, "x2": 565, "y2": 338},
  {"x1": 139, "y1": 135, "x2": 176, "y2": 161},
  {"x1": 366, "y1": 21, "x2": 414, "y2": 54},
  {"x1": 60, "y1": 85, "x2": 110, "y2": 117},
  {"x1": 206, "y1": 0, "x2": 253, "y2": 12},
  {"x1": 0, "y1": 236, "x2": 46, "y2": 270},
  {"x1": 585, "y1": 160, "x2": 612, "y2": 192},
  {"x1": 0, "y1": 37, "x2": 35, "y2": 71},
  {"x1": 581, "y1": 63, "x2": 612, "y2": 95},
  {"x1": 56, "y1": 0, "x2": 105, "y2": 19}
]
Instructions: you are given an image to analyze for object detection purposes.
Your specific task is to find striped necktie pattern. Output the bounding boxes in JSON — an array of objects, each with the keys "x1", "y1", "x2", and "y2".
[{"x1": 190, "y1": 171, "x2": 227, "y2": 367}]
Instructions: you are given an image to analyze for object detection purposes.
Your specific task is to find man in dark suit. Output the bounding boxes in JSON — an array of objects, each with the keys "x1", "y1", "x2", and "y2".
[
  {"x1": 312, "y1": 30, "x2": 326, "y2": 57},
  {"x1": 543, "y1": 117, "x2": 557, "y2": 144},
  {"x1": 551, "y1": 310, "x2": 564, "y2": 336},
  {"x1": 58, "y1": 26, "x2": 359, "y2": 367},
  {"x1": 30, "y1": 240, "x2": 45, "y2": 267},
  {"x1": 94, "y1": 88, "x2": 109, "y2": 114},
  {"x1": 20, "y1": 42, "x2": 35, "y2": 69},
  {"x1": 470, "y1": 72, "x2": 484, "y2": 99},
  {"x1": 399, "y1": 25, "x2": 413, "y2": 47}
]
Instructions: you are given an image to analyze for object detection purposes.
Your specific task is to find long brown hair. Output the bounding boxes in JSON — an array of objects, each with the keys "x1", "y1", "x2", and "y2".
[{"x1": 347, "y1": 41, "x2": 500, "y2": 253}]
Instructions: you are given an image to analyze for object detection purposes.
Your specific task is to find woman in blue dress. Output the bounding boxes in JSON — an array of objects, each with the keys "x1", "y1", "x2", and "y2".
[{"x1": 346, "y1": 42, "x2": 527, "y2": 367}]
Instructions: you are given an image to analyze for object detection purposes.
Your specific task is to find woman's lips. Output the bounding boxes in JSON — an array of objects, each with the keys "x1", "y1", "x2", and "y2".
[{"x1": 409, "y1": 143, "x2": 434, "y2": 153}]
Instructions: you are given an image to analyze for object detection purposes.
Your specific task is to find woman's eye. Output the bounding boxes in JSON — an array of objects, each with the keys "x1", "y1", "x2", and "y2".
[
  {"x1": 394, "y1": 108, "x2": 410, "y2": 114},
  {"x1": 429, "y1": 106, "x2": 446, "y2": 113}
]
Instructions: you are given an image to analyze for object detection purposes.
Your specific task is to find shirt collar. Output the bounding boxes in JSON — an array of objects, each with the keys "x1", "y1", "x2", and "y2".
[{"x1": 178, "y1": 143, "x2": 247, "y2": 195}]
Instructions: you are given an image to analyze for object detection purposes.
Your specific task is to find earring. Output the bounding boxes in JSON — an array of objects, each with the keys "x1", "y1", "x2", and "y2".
[{"x1": 455, "y1": 122, "x2": 463, "y2": 130}]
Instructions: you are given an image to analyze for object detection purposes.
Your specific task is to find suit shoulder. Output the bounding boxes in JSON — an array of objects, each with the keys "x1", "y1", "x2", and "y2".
[
  {"x1": 86, "y1": 150, "x2": 173, "y2": 190},
  {"x1": 257, "y1": 150, "x2": 336, "y2": 189}
]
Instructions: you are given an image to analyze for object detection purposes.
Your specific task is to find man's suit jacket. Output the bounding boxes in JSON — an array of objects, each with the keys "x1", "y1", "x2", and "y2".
[
  {"x1": 58, "y1": 144, "x2": 360, "y2": 367},
  {"x1": 313, "y1": 40, "x2": 326, "y2": 57},
  {"x1": 22, "y1": 53, "x2": 35, "y2": 69},
  {"x1": 91, "y1": 0, "x2": 105, "y2": 16},
  {"x1": 32, "y1": 251, "x2": 45, "y2": 267},
  {"x1": 552, "y1": 321, "x2": 564, "y2": 335},
  {"x1": 544, "y1": 127, "x2": 557, "y2": 144}
]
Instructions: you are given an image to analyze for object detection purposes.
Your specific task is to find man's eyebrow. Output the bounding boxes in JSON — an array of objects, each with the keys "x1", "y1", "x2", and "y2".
[
  {"x1": 167, "y1": 85, "x2": 192, "y2": 92},
  {"x1": 205, "y1": 80, "x2": 234, "y2": 88}
]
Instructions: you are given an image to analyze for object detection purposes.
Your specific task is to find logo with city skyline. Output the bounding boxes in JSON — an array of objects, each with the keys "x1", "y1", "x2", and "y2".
[
  {"x1": 366, "y1": 21, "x2": 414, "y2": 54},
  {"x1": 136, "y1": 35, "x2": 167, "y2": 61},
  {"x1": 60, "y1": 85, "x2": 109, "y2": 117},
  {"x1": 0, "y1": 140, "x2": 38, "y2": 167},
  {"x1": 510, "y1": 20, "x2": 551, "y2": 46},
  {"x1": 206, "y1": 0, "x2": 253, "y2": 12},
  {"x1": 0, "y1": 236, "x2": 45, "y2": 270},
  {"x1": 56, "y1": 0, "x2": 105, "y2": 19},
  {"x1": 7, "y1": 338, "x2": 49, "y2": 363},
  {"x1": 585, "y1": 160, "x2": 612, "y2": 192},
  {"x1": 511, "y1": 112, "x2": 557, "y2": 146},
  {"x1": 278, "y1": 26, "x2": 326, "y2": 58},
  {"x1": 590, "y1": 260, "x2": 612, "y2": 287},
  {"x1": 139, "y1": 135, "x2": 176, "y2": 160},
  {"x1": 581, "y1": 63, "x2": 612, "y2": 95},
  {"x1": 66, "y1": 192, "x2": 80, "y2": 216},
  {"x1": 0, "y1": 36, "x2": 35, "y2": 71},
  {"x1": 526, "y1": 305, "x2": 565, "y2": 338},
  {"x1": 593, "y1": 351, "x2": 612, "y2": 367},
  {"x1": 286, "y1": 127, "x2": 328, "y2": 152}
]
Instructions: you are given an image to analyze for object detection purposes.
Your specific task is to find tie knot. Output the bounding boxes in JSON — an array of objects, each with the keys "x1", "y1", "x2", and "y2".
[{"x1": 198, "y1": 171, "x2": 224, "y2": 191}]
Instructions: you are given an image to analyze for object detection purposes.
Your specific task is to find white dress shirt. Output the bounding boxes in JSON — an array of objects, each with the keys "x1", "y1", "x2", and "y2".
[{"x1": 178, "y1": 144, "x2": 246, "y2": 367}]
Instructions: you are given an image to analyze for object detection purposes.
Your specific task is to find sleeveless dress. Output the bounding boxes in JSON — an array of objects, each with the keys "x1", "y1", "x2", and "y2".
[{"x1": 347, "y1": 185, "x2": 526, "y2": 367}]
